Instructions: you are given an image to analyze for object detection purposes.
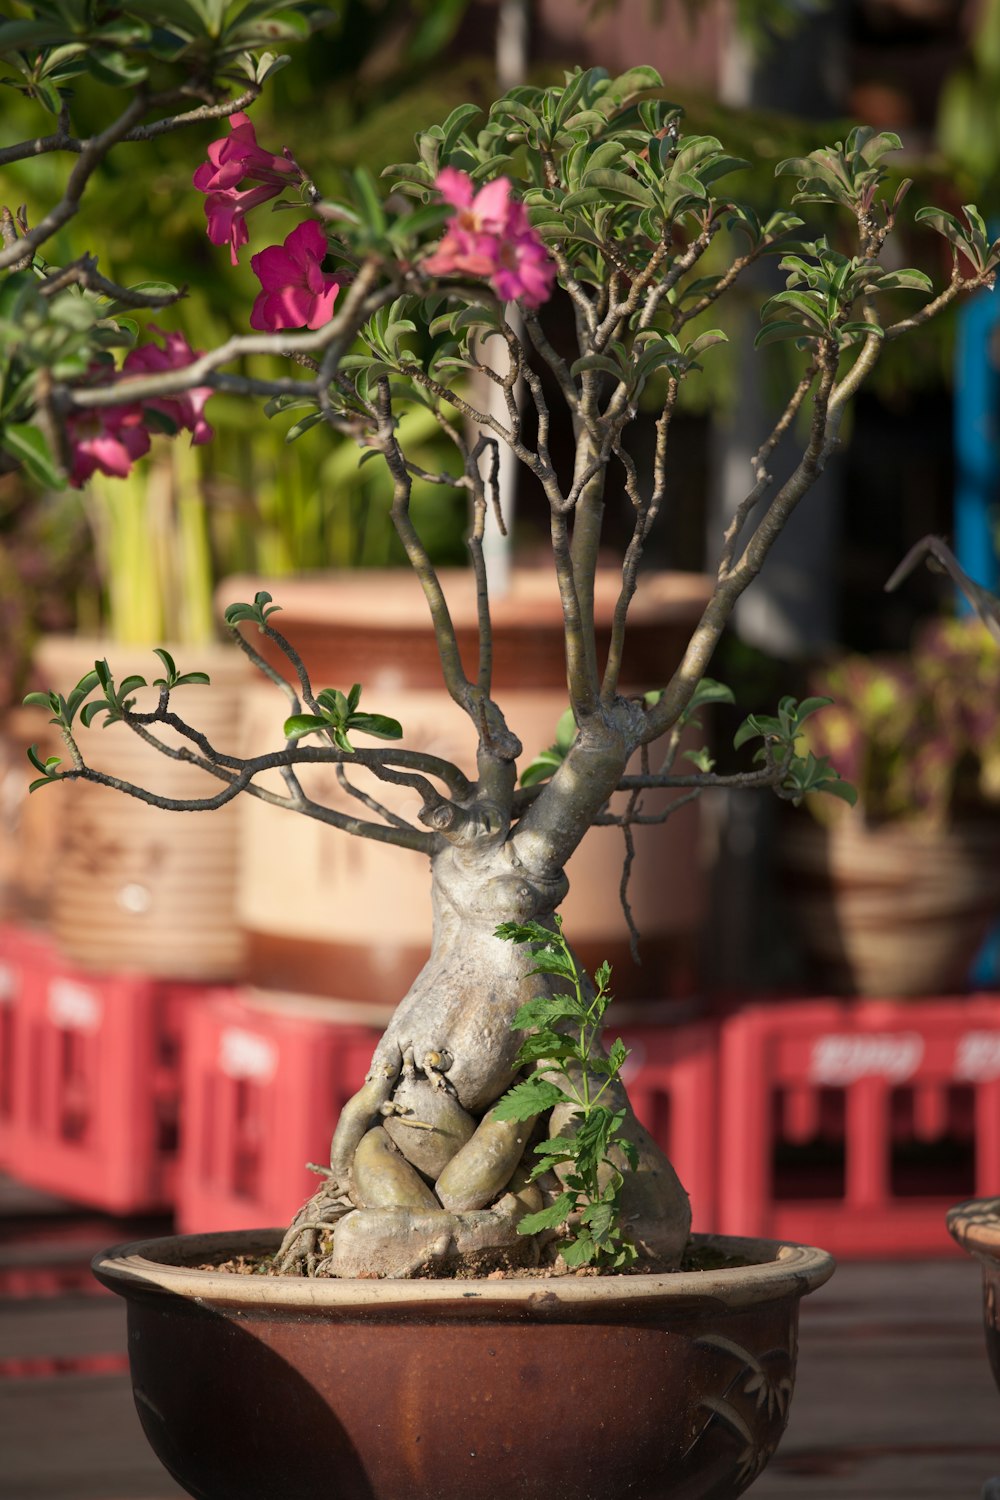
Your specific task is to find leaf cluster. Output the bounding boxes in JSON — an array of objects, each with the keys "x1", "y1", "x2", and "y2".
[
  {"x1": 734, "y1": 693, "x2": 857, "y2": 807},
  {"x1": 283, "y1": 682, "x2": 402, "y2": 754},
  {"x1": 492, "y1": 915, "x2": 638, "y2": 1270},
  {"x1": 756, "y1": 239, "x2": 931, "y2": 351},
  {"x1": 386, "y1": 68, "x2": 771, "y2": 293},
  {"x1": 0, "y1": 266, "x2": 160, "y2": 485},
  {"x1": 0, "y1": 0, "x2": 326, "y2": 105}
]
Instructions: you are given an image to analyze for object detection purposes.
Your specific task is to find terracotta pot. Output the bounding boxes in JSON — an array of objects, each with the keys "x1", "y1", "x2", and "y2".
[
  {"x1": 948, "y1": 1198, "x2": 1000, "y2": 1399},
  {"x1": 0, "y1": 706, "x2": 61, "y2": 921},
  {"x1": 33, "y1": 637, "x2": 249, "y2": 980},
  {"x1": 92, "y1": 1227, "x2": 834, "y2": 1500},
  {"x1": 222, "y1": 567, "x2": 713, "y2": 1003},
  {"x1": 779, "y1": 813, "x2": 1000, "y2": 997}
]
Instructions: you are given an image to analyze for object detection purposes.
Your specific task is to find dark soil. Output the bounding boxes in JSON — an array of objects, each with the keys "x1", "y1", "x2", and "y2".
[{"x1": 195, "y1": 1241, "x2": 756, "y2": 1279}]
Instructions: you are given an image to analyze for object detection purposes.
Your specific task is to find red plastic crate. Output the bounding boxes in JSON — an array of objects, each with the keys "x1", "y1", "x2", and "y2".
[
  {"x1": 717, "y1": 995, "x2": 1000, "y2": 1257},
  {"x1": 0, "y1": 921, "x2": 198, "y2": 1213},
  {"x1": 175, "y1": 990, "x2": 382, "y2": 1233},
  {"x1": 619, "y1": 1021, "x2": 717, "y2": 1231},
  {"x1": 175, "y1": 993, "x2": 719, "y2": 1237}
]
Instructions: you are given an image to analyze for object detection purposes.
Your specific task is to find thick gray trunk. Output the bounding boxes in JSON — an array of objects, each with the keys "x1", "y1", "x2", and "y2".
[{"x1": 277, "y1": 828, "x2": 692, "y2": 1278}]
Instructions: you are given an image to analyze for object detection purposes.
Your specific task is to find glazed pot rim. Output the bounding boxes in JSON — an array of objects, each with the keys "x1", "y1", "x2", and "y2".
[
  {"x1": 947, "y1": 1196, "x2": 1000, "y2": 1257},
  {"x1": 92, "y1": 1228, "x2": 834, "y2": 1312}
]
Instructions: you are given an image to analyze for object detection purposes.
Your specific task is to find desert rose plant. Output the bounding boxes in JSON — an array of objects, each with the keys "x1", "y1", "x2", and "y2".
[{"x1": 4, "y1": 1, "x2": 998, "y2": 1279}]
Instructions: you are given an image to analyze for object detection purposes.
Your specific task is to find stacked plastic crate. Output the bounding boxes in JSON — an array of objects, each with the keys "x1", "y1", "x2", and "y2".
[
  {"x1": 0, "y1": 922, "x2": 195, "y2": 1214},
  {"x1": 715, "y1": 994, "x2": 1000, "y2": 1256}
]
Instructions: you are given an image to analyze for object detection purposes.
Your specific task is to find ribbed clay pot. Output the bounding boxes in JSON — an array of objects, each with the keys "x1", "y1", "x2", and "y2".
[
  {"x1": 947, "y1": 1198, "x2": 1000, "y2": 1398},
  {"x1": 92, "y1": 1227, "x2": 833, "y2": 1500},
  {"x1": 221, "y1": 567, "x2": 713, "y2": 1005},
  {"x1": 33, "y1": 637, "x2": 249, "y2": 980},
  {"x1": 780, "y1": 813, "x2": 1000, "y2": 997}
]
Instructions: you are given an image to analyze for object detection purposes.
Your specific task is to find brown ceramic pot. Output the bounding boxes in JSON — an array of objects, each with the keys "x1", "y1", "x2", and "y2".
[
  {"x1": 780, "y1": 814, "x2": 1000, "y2": 997},
  {"x1": 947, "y1": 1197, "x2": 1000, "y2": 1397},
  {"x1": 222, "y1": 567, "x2": 713, "y2": 1005},
  {"x1": 92, "y1": 1227, "x2": 834, "y2": 1500},
  {"x1": 32, "y1": 638, "x2": 249, "y2": 980}
]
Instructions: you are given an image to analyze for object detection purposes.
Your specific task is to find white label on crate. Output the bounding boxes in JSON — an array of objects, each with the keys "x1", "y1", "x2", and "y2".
[
  {"x1": 218, "y1": 1027, "x2": 278, "y2": 1082},
  {"x1": 954, "y1": 1031, "x2": 1000, "y2": 1082},
  {"x1": 810, "y1": 1032, "x2": 924, "y2": 1085},
  {"x1": 47, "y1": 978, "x2": 103, "y2": 1033},
  {"x1": 0, "y1": 964, "x2": 13, "y2": 1004}
]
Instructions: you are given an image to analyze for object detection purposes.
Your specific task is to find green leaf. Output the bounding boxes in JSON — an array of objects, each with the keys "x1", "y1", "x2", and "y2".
[
  {"x1": 682, "y1": 746, "x2": 716, "y2": 773},
  {"x1": 496, "y1": 918, "x2": 559, "y2": 946},
  {"x1": 570, "y1": 353, "x2": 625, "y2": 380},
  {"x1": 794, "y1": 695, "x2": 834, "y2": 725},
  {"x1": 874, "y1": 268, "x2": 933, "y2": 294},
  {"x1": 525, "y1": 948, "x2": 578, "y2": 981},
  {"x1": 317, "y1": 686, "x2": 350, "y2": 719},
  {"x1": 581, "y1": 167, "x2": 655, "y2": 209},
  {"x1": 514, "y1": 1032, "x2": 578, "y2": 1064},
  {"x1": 558, "y1": 1233, "x2": 598, "y2": 1266},
  {"x1": 1, "y1": 424, "x2": 64, "y2": 488},
  {"x1": 754, "y1": 320, "x2": 818, "y2": 350},
  {"x1": 347, "y1": 712, "x2": 403, "y2": 741},
  {"x1": 511, "y1": 995, "x2": 580, "y2": 1029},
  {"x1": 492, "y1": 1076, "x2": 568, "y2": 1121},
  {"x1": 515, "y1": 1194, "x2": 577, "y2": 1235},
  {"x1": 27, "y1": 743, "x2": 54, "y2": 775},
  {"x1": 607, "y1": 1036, "x2": 628, "y2": 1072},
  {"x1": 153, "y1": 647, "x2": 177, "y2": 682},
  {"x1": 733, "y1": 713, "x2": 778, "y2": 751},
  {"x1": 283, "y1": 713, "x2": 332, "y2": 740},
  {"x1": 680, "y1": 676, "x2": 735, "y2": 717},
  {"x1": 820, "y1": 777, "x2": 858, "y2": 806},
  {"x1": 519, "y1": 748, "x2": 564, "y2": 787},
  {"x1": 352, "y1": 166, "x2": 387, "y2": 236},
  {"x1": 224, "y1": 592, "x2": 281, "y2": 628},
  {"x1": 80, "y1": 700, "x2": 112, "y2": 727}
]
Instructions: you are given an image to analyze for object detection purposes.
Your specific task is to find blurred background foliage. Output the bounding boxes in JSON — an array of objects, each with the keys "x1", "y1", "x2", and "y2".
[{"x1": 0, "y1": 0, "x2": 991, "y2": 691}]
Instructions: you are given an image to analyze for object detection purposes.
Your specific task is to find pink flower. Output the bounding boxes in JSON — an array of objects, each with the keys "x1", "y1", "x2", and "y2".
[
  {"x1": 67, "y1": 414, "x2": 150, "y2": 488},
  {"x1": 65, "y1": 330, "x2": 214, "y2": 489},
  {"x1": 123, "y1": 327, "x2": 214, "y2": 446},
  {"x1": 249, "y1": 220, "x2": 344, "y2": 332},
  {"x1": 423, "y1": 167, "x2": 555, "y2": 309},
  {"x1": 65, "y1": 365, "x2": 152, "y2": 488},
  {"x1": 193, "y1": 112, "x2": 301, "y2": 266}
]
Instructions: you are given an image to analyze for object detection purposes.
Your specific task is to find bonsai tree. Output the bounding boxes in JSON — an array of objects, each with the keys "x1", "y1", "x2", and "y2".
[{"x1": 5, "y1": 2, "x2": 997, "y2": 1279}]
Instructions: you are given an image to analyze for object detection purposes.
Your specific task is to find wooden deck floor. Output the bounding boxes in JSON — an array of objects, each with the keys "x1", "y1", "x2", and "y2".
[{"x1": 1, "y1": 1176, "x2": 999, "y2": 1499}]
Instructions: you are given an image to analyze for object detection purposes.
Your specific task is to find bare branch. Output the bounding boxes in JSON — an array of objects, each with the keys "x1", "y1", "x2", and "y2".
[
  {"x1": 335, "y1": 765, "x2": 418, "y2": 832},
  {"x1": 717, "y1": 361, "x2": 818, "y2": 579},
  {"x1": 601, "y1": 379, "x2": 681, "y2": 704},
  {"x1": 644, "y1": 349, "x2": 838, "y2": 743},
  {"x1": 37, "y1": 254, "x2": 187, "y2": 307},
  {"x1": 59, "y1": 259, "x2": 391, "y2": 410},
  {"x1": 0, "y1": 94, "x2": 152, "y2": 270},
  {"x1": 885, "y1": 533, "x2": 1000, "y2": 643},
  {"x1": 0, "y1": 89, "x2": 261, "y2": 168}
]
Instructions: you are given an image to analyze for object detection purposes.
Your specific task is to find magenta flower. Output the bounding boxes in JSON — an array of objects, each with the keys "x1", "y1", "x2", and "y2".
[
  {"x1": 65, "y1": 329, "x2": 214, "y2": 489},
  {"x1": 423, "y1": 167, "x2": 555, "y2": 309},
  {"x1": 249, "y1": 220, "x2": 344, "y2": 332},
  {"x1": 67, "y1": 413, "x2": 151, "y2": 488},
  {"x1": 123, "y1": 327, "x2": 214, "y2": 446},
  {"x1": 193, "y1": 112, "x2": 301, "y2": 266}
]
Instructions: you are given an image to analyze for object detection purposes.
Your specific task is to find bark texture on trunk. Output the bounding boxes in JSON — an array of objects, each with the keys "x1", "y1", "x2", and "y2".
[{"x1": 276, "y1": 829, "x2": 691, "y2": 1278}]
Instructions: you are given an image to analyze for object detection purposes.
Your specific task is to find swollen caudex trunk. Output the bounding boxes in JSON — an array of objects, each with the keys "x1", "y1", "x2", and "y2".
[{"x1": 276, "y1": 837, "x2": 692, "y2": 1278}]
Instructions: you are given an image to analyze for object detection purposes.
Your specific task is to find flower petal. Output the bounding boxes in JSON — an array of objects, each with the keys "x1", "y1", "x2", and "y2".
[{"x1": 435, "y1": 166, "x2": 474, "y2": 209}]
